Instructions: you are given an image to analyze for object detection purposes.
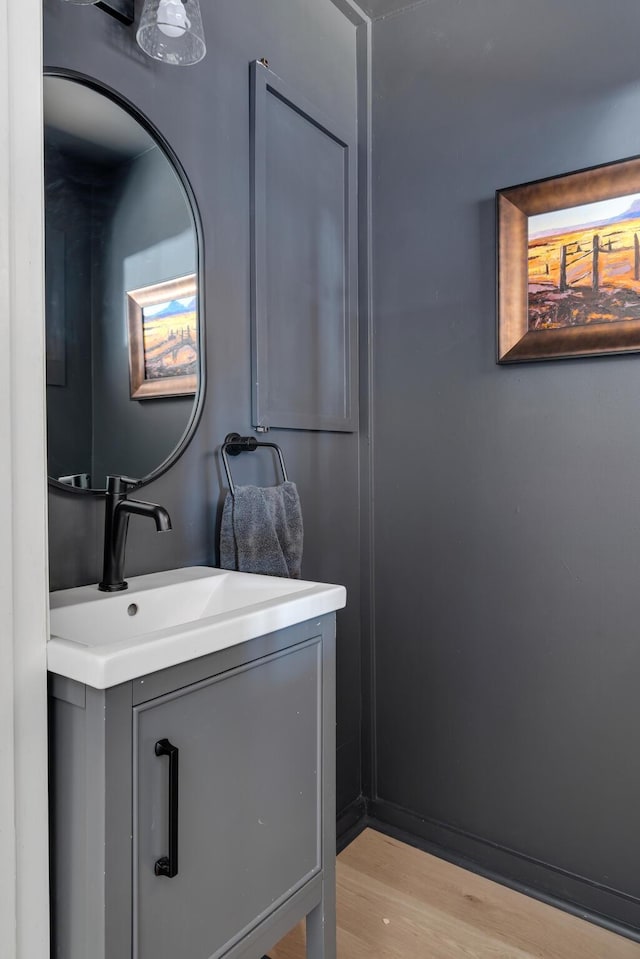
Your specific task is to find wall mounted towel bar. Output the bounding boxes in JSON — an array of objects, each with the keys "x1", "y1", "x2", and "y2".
[{"x1": 221, "y1": 432, "x2": 289, "y2": 497}]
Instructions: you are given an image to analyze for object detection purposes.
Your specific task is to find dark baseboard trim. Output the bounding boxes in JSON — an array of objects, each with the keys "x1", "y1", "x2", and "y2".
[
  {"x1": 367, "y1": 799, "x2": 640, "y2": 943},
  {"x1": 336, "y1": 796, "x2": 367, "y2": 852}
]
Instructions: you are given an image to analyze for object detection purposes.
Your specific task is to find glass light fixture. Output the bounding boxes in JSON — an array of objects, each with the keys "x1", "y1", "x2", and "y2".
[{"x1": 137, "y1": 0, "x2": 206, "y2": 66}]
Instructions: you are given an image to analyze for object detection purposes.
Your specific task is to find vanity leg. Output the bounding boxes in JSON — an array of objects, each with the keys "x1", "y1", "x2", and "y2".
[
  {"x1": 306, "y1": 883, "x2": 336, "y2": 959},
  {"x1": 306, "y1": 623, "x2": 337, "y2": 959}
]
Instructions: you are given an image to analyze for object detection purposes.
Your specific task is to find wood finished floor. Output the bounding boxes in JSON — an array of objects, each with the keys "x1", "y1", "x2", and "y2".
[{"x1": 269, "y1": 828, "x2": 640, "y2": 959}]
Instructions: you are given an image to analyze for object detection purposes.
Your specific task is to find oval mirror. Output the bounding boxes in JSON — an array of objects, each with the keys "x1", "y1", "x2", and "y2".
[{"x1": 44, "y1": 73, "x2": 204, "y2": 493}]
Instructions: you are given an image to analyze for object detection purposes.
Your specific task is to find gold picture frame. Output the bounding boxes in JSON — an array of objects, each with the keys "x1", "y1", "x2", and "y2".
[
  {"x1": 127, "y1": 274, "x2": 198, "y2": 399},
  {"x1": 498, "y1": 156, "x2": 640, "y2": 362}
]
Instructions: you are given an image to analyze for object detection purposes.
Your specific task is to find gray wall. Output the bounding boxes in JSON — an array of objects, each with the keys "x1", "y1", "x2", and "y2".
[
  {"x1": 44, "y1": 0, "x2": 362, "y2": 815},
  {"x1": 370, "y1": 0, "x2": 640, "y2": 930}
]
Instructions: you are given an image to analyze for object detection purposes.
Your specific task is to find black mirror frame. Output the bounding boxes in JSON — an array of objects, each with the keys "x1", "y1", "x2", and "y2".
[{"x1": 44, "y1": 68, "x2": 206, "y2": 497}]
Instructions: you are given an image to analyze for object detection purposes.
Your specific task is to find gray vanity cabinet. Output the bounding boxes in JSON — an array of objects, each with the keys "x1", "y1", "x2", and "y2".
[
  {"x1": 135, "y1": 640, "x2": 321, "y2": 959},
  {"x1": 49, "y1": 615, "x2": 336, "y2": 959}
]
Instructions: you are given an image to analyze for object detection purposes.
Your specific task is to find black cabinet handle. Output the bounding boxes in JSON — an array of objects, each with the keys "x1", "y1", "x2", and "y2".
[{"x1": 154, "y1": 739, "x2": 179, "y2": 878}]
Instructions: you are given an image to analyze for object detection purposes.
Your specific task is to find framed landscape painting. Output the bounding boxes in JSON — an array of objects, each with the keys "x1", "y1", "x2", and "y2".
[
  {"x1": 127, "y1": 274, "x2": 198, "y2": 399},
  {"x1": 497, "y1": 156, "x2": 640, "y2": 362}
]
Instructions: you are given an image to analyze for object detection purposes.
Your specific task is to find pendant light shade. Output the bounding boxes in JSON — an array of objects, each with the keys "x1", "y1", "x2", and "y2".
[{"x1": 137, "y1": 0, "x2": 206, "y2": 66}]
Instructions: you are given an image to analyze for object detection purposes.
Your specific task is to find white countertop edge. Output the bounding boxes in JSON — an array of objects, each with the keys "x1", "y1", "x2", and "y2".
[{"x1": 47, "y1": 582, "x2": 346, "y2": 689}]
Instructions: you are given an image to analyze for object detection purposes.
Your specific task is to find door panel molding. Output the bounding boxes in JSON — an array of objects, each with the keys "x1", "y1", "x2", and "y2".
[{"x1": 250, "y1": 60, "x2": 358, "y2": 432}]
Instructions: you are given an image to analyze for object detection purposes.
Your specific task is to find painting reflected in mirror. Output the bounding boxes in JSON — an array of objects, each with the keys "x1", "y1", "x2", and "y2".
[{"x1": 127, "y1": 274, "x2": 198, "y2": 399}]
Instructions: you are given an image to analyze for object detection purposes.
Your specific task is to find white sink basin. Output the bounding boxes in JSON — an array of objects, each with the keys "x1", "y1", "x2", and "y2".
[{"x1": 48, "y1": 566, "x2": 346, "y2": 689}]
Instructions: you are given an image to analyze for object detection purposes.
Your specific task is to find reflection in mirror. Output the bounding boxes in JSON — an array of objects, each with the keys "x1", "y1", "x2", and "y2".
[{"x1": 44, "y1": 74, "x2": 202, "y2": 493}]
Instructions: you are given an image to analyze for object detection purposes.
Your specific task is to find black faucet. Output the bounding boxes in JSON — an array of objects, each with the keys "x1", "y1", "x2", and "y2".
[{"x1": 98, "y1": 476, "x2": 172, "y2": 592}]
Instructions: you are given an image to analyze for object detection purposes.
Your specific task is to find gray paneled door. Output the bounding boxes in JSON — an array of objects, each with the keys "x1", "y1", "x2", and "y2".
[
  {"x1": 133, "y1": 641, "x2": 322, "y2": 959},
  {"x1": 250, "y1": 60, "x2": 358, "y2": 432}
]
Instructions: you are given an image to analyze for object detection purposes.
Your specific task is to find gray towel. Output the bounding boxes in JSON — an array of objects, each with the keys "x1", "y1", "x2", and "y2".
[{"x1": 219, "y1": 481, "x2": 303, "y2": 579}]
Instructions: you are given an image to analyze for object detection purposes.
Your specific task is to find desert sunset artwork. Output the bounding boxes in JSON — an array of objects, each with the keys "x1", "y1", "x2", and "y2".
[
  {"x1": 141, "y1": 294, "x2": 198, "y2": 381},
  {"x1": 127, "y1": 274, "x2": 198, "y2": 398},
  {"x1": 528, "y1": 193, "x2": 640, "y2": 331}
]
